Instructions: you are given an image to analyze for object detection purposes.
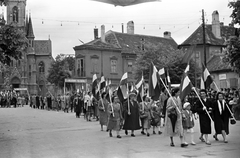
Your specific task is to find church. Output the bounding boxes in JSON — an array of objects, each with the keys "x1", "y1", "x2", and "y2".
[{"x1": 0, "y1": 0, "x2": 53, "y2": 97}]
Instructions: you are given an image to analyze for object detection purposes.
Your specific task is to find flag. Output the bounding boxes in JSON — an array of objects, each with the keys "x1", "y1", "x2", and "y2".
[
  {"x1": 166, "y1": 68, "x2": 171, "y2": 88},
  {"x1": 120, "y1": 72, "x2": 128, "y2": 85},
  {"x1": 181, "y1": 45, "x2": 196, "y2": 63},
  {"x1": 200, "y1": 77, "x2": 205, "y2": 89},
  {"x1": 158, "y1": 68, "x2": 165, "y2": 79},
  {"x1": 100, "y1": 75, "x2": 106, "y2": 90},
  {"x1": 180, "y1": 73, "x2": 193, "y2": 101},
  {"x1": 135, "y1": 75, "x2": 144, "y2": 102},
  {"x1": 117, "y1": 72, "x2": 128, "y2": 102},
  {"x1": 148, "y1": 62, "x2": 161, "y2": 101},
  {"x1": 92, "y1": 74, "x2": 98, "y2": 97},
  {"x1": 202, "y1": 64, "x2": 213, "y2": 89},
  {"x1": 184, "y1": 64, "x2": 190, "y2": 73}
]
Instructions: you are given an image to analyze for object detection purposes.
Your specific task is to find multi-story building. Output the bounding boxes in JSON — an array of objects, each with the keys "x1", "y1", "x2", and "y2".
[
  {"x1": 73, "y1": 21, "x2": 178, "y2": 91},
  {"x1": 0, "y1": 0, "x2": 53, "y2": 96}
]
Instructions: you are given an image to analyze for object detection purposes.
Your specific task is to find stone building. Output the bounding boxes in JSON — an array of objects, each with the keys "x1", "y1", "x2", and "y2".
[
  {"x1": 73, "y1": 21, "x2": 178, "y2": 91},
  {"x1": 0, "y1": 0, "x2": 53, "y2": 96}
]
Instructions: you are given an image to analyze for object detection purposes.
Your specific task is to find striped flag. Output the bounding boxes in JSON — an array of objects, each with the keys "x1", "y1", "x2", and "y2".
[
  {"x1": 158, "y1": 68, "x2": 165, "y2": 79},
  {"x1": 148, "y1": 62, "x2": 161, "y2": 101},
  {"x1": 184, "y1": 64, "x2": 190, "y2": 73},
  {"x1": 166, "y1": 68, "x2": 171, "y2": 88},
  {"x1": 135, "y1": 75, "x2": 144, "y2": 102},
  {"x1": 202, "y1": 64, "x2": 213, "y2": 89},
  {"x1": 92, "y1": 74, "x2": 98, "y2": 97},
  {"x1": 181, "y1": 45, "x2": 196, "y2": 63},
  {"x1": 117, "y1": 72, "x2": 128, "y2": 102},
  {"x1": 100, "y1": 75, "x2": 106, "y2": 91},
  {"x1": 180, "y1": 73, "x2": 193, "y2": 101}
]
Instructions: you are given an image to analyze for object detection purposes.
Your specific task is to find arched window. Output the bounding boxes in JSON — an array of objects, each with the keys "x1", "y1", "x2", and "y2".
[
  {"x1": 12, "y1": 6, "x2": 19, "y2": 22},
  {"x1": 38, "y1": 61, "x2": 45, "y2": 73}
]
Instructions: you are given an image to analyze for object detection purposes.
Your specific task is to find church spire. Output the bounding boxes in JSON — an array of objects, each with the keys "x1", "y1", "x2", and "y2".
[
  {"x1": 26, "y1": 13, "x2": 35, "y2": 39},
  {"x1": 25, "y1": 10, "x2": 29, "y2": 34}
]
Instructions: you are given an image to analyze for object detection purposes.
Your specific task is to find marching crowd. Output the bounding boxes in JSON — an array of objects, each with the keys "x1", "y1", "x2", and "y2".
[{"x1": 0, "y1": 87, "x2": 239, "y2": 148}]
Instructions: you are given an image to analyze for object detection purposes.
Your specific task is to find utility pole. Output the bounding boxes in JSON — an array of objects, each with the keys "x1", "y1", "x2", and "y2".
[{"x1": 202, "y1": 9, "x2": 207, "y2": 67}]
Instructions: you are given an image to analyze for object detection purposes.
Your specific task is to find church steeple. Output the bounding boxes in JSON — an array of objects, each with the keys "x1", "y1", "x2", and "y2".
[{"x1": 26, "y1": 13, "x2": 34, "y2": 39}]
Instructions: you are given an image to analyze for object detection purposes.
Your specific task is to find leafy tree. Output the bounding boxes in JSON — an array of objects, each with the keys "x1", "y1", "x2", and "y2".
[
  {"x1": 133, "y1": 48, "x2": 200, "y2": 85},
  {"x1": 224, "y1": 1, "x2": 240, "y2": 72},
  {"x1": 0, "y1": 24, "x2": 28, "y2": 65},
  {"x1": 47, "y1": 55, "x2": 75, "y2": 89}
]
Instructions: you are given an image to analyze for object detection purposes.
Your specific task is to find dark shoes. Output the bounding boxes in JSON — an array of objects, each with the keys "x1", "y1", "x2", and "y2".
[
  {"x1": 158, "y1": 131, "x2": 162, "y2": 135},
  {"x1": 213, "y1": 135, "x2": 219, "y2": 141},
  {"x1": 141, "y1": 131, "x2": 146, "y2": 135},
  {"x1": 147, "y1": 133, "x2": 150, "y2": 137},
  {"x1": 199, "y1": 137, "x2": 205, "y2": 142},
  {"x1": 170, "y1": 143, "x2": 175, "y2": 147},
  {"x1": 153, "y1": 131, "x2": 156, "y2": 134},
  {"x1": 125, "y1": 130, "x2": 128, "y2": 135},
  {"x1": 117, "y1": 135, "x2": 121, "y2": 138},
  {"x1": 109, "y1": 133, "x2": 112, "y2": 137},
  {"x1": 181, "y1": 143, "x2": 188, "y2": 147},
  {"x1": 131, "y1": 134, "x2": 135, "y2": 137}
]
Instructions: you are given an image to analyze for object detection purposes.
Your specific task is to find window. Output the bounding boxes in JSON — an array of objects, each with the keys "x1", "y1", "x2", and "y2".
[
  {"x1": 111, "y1": 59, "x2": 117, "y2": 73},
  {"x1": 38, "y1": 61, "x2": 45, "y2": 73},
  {"x1": 12, "y1": 6, "x2": 19, "y2": 22},
  {"x1": 91, "y1": 55, "x2": 99, "y2": 73},
  {"x1": 77, "y1": 58, "x2": 85, "y2": 77},
  {"x1": 128, "y1": 61, "x2": 133, "y2": 73},
  {"x1": 29, "y1": 65, "x2": 31, "y2": 78}
]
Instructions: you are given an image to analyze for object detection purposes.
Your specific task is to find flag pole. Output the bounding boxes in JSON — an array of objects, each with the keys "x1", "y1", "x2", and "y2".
[
  {"x1": 99, "y1": 90, "x2": 105, "y2": 112},
  {"x1": 192, "y1": 87, "x2": 214, "y2": 122},
  {"x1": 109, "y1": 91, "x2": 114, "y2": 117},
  {"x1": 127, "y1": 82, "x2": 130, "y2": 115},
  {"x1": 159, "y1": 77, "x2": 181, "y2": 114}
]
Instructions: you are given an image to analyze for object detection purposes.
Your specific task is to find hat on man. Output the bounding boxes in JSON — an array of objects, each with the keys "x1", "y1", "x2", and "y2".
[{"x1": 129, "y1": 91, "x2": 137, "y2": 97}]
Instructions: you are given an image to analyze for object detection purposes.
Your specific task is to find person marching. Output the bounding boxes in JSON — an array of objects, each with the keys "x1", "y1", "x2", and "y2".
[
  {"x1": 74, "y1": 93, "x2": 83, "y2": 118},
  {"x1": 182, "y1": 98, "x2": 196, "y2": 145},
  {"x1": 164, "y1": 88, "x2": 187, "y2": 147},
  {"x1": 98, "y1": 92, "x2": 109, "y2": 131},
  {"x1": 107, "y1": 96, "x2": 123, "y2": 138},
  {"x1": 194, "y1": 89, "x2": 213, "y2": 145},
  {"x1": 151, "y1": 101, "x2": 163, "y2": 135},
  {"x1": 212, "y1": 92, "x2": 231, "y2": 143},
  {"x1": 123, "y1": 91, "x2": 141, "y2": 137}
]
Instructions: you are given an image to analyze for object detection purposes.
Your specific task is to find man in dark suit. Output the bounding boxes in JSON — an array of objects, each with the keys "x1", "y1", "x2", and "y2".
[{"x1": 194, "y1": 89, "x2": 213, "y2": 145}]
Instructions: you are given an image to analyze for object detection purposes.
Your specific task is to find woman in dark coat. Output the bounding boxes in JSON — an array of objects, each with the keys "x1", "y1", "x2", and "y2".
[
  {"x1": 195, "y1": 89, "x2": 213, "y2": 145},
  {"x1": 74, "y1": 93, "x2": 83, "y2": 118},
  {"x1": 212, "y1": 92, "x2": 231, "y2": 143},
  {"x1": 98, "y1": 92, "x2": 109, "y2": 131},
  {"x1": 122, "y1": 92, "x2": 141, "y2": 137}
]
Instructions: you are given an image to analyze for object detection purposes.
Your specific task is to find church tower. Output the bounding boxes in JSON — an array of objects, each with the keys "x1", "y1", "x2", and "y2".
[{"x1": 6, "y1": 0, "x2": 26, "y2": 27}]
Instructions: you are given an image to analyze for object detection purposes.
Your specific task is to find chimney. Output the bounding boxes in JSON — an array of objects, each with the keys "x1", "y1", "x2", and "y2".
[
  {"x1": 122, "y1": 23, "x2": 124, "y2": 33},
  {"x1": 127, "y1": 21, "x2": 134, "y2": 34},
  {"x1": 101, "y1": 25, "x2": 105, "y2": 43},
  {"x1": 94, "y1": 28, "x2": 98, "y2": 39},
  {"x1": 163, "y1": 31, "x2": 171, "y2": 39},
  {"x1": 212, "y1": 10, "x2": 221, "y2": 39}
]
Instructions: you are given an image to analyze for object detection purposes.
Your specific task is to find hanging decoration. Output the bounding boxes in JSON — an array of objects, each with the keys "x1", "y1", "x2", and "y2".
[{"x1": 90, "y1": 0, "x2": 161, "y2": 7}]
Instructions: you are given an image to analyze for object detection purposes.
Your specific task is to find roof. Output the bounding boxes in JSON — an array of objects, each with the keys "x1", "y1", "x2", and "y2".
[
  {"x1": 207, "y1": 54, "x2": 231, "y2": 72},
  {"x1": 105, "y1": 31, "x2": 178, "y2": 54},
  {"x1": 26, "y1": 15, "x2": 35, "y2": 39},
  {"x1": 73, "y1": 38, "x2": 121, "y2": 51},
  {"x1": 180, "y1": 24, "x2": 235, "y2": 46},
  {"x1": 34, "y1": 40, "x2": 52, "y2": 55}
]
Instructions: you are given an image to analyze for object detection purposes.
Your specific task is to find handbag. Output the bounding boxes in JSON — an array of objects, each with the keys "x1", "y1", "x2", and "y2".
[
  {"x1": 140, "y1": 111, "x2": 148, "y2": 119},
  {"x1": 230, "y1": 118, "x2": 236, "y2": 125}
]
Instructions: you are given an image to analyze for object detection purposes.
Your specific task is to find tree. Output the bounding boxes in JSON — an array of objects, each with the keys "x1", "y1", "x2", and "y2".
[
  {"x1": 0, "y1": 24, "x2": 28, "y2": 65},
  {"x1": 47, "y1": 55, "x2": 74, "y2": 89},
  {"x1": 133, "y1": 48, "x2": 200, "y2": 85},
  {"x1": 224, "y1": 1, "x2": 240, "y2": 72}
]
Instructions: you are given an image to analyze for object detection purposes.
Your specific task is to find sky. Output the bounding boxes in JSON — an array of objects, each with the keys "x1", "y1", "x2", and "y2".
[{"x1": 1, "y1": 0, "x2": 233, "y2": 58}]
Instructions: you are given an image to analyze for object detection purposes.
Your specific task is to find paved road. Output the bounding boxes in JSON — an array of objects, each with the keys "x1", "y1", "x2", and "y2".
[{"x1": 0, "y1": 106, "x2": 240, "y2": 158}]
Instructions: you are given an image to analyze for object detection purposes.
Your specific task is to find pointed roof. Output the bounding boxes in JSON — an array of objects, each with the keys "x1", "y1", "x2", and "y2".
[
  {"x1": 180, "y1": 24, "x2": 235, "y2": 46},
  {"x1": 26, "y1": 14, "x2": 35, "y2": 39},
  {"x1": 25, "y1": 12, "x2": 29, "y2": 34}
]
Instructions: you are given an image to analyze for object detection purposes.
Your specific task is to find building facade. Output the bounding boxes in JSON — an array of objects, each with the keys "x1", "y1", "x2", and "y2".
[
  {"x1": 73, "y1": 21, "x2": 178, "y2": 91},
  {"x1": 178, "y1": 10, "x2": 239, "y2": 89},
  {"x1": 0, "y1": 0, "x2": 53, "y2": 96}
]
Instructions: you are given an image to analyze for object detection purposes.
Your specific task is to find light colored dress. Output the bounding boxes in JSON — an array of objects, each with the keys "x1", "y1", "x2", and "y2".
[
  {"x1": 164, "y1": 96, "x2": 183, "y2": 137},
  {"x1": 107, "y1": 102, "x2": 122, "y2": 131}
]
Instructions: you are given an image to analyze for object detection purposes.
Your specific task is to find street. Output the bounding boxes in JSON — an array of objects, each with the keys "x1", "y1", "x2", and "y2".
[{"x1": 0, "y1": 106, "x2": 240, "y2": 158}]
